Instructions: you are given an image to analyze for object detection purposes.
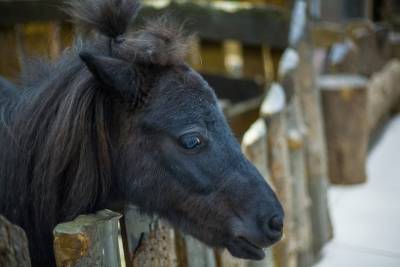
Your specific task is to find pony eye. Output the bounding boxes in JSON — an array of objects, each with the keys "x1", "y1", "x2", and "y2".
[{"x1": 179, "y1": 134, "x2": 202, "y2": 150}]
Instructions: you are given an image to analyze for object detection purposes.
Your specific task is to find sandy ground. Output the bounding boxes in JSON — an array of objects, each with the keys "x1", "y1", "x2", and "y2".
[{"x1": 314, "y1": 115, "x2": 400, "y2": 267}]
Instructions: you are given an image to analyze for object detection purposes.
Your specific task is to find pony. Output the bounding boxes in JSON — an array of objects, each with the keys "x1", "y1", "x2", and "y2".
[{"x1": 0, "y1": 0, "x2": 284, "y2": 266}]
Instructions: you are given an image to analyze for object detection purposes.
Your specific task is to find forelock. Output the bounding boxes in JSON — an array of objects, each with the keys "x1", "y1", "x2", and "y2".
[{"x1": 115, "y1": 16, "x2": 194, "y2": 67}]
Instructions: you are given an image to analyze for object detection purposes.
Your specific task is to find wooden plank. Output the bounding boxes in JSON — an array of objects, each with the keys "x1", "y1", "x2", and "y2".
[
  {"x1": 0, "y1": 215, "x2": 31, "y2": 267},
  {"x1": 0, "y1": 0, "x2": 66, "y2": 25},
  {"x1": 0, "y1": 0, "x2": 290, "y2": 47},
  {"x1": 53, "y1": 210, "x2": 122, "y2": 267}
]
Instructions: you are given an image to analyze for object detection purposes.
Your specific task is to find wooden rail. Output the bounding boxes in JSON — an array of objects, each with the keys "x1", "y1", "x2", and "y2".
[{"x1": 0, "y1": 0, "x2": 290, "y2": 48}]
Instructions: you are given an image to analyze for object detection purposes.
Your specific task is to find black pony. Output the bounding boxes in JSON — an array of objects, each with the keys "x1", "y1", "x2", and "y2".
[{"x1": 0, "y1": 0, "x2": 284, "y2": 266}]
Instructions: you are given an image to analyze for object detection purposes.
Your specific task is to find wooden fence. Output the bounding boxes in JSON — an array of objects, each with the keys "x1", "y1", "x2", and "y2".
[{"x1": 2, "y1": 0, "x2": 400, "y2": 267}]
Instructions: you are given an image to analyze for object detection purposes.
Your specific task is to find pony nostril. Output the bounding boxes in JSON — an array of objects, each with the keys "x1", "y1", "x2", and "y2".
[
  {"x1": 261, "y1": 215, "x2": 283, "y2": 241},
  {"x1": 268, "y1": 215, "x2": 283, "y2": 233}
]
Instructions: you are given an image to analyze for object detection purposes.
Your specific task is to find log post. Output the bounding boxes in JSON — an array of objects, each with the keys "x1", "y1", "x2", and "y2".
[
  {"x1": 199, "y1": 40, "x2": 226, "y2": 75},
  {"x1": 0, "y1": 215, "x2": 31, "y2": 267},
  {"x1": 261, "y1": 83, "x2": 296, "y2": 267},
  {"x1": 296, "y1": 41, "x2": 333, "y2": 256},
  {"x1": 121, "y1": 205, "x2": 177, "y2": 267},
  {"x1": 289, "y1": 0, "x2": 333, "y2": 254},
  {"x1": 242, "y1": 44, "x2": 266, "y2": 83},
  {"x1": 53, "y1": 209, "x2": 122, "y2": 267},
  {"x1": 279, "y1": 48, "x2": 314, "y2": 267},
  {"x1": 242, "y1": 118, "x2": 275, "y2": 267},
  {"x1": 319, "y1": 74, "x2": 369, "y2": 184}
]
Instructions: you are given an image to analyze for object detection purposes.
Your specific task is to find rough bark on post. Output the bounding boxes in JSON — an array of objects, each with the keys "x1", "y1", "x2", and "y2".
[
  {"x1": 279, "y1": 48, "x2": 313, "y2": 267},
  {"x1": 242, "y1": 118, "x2": 275, "y2": 267},
  {"x1": 53, "y1": 209, "x2": 122, "y2": 267},
  {"x1": 121, "y1": 205, "x2": 177, "y2": 267},
  {"x1": 261, "y1": 83, "x2": 296, "y2": 267},
  {"x1": 319, "y1": 75, "x2": 369, "y2": 184},
  {"x1": 0, "y1": 215, "x2": 31, "y2": 267},
  {"x1": 289, "y1": 0, "x2": 333, "y2": 256}
]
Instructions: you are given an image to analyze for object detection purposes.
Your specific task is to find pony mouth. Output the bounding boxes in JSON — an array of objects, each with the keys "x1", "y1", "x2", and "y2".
[{"x1": 226, "y1": 237, "x2": 266, "y2": 260}]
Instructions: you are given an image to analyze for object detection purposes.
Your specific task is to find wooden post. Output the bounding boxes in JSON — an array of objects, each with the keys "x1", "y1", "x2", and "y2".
[
  {"x1": 242, "y1": 118, "x2": 276, "y2": 267},
  {"x1": 319, "y1": 75, "x2": 369, "y2": 184},
  {"x1": 53, "y1": 210, "x2": 122, "y2": 267},
  {"x1": 288, "y1": 0, "x2": 333, "y2": 253},
  {"x1": 261, "y1": 83, "x2": 296, "y2": 267},
  {"x1": 295, "y1": 41, "x2": 333, "y2": 256},
  {"x1": 279, "y1": 48, "x2": 314, "y2": 267},
  {"x1": 0, "y1": 215, "x2": 31, "y2": 267},
  {"x1": 242, "y1": 44, "x2": 266, "y2": 83},
  {"x1": 199, "y1": 40, "x2": 226, "y2": 75},
  {"x1": 121, "y1": 205, "x2": 177, "y2": 267},
  {"x1": 49, "y1": 21, "x2": 62, "y2": 60}
]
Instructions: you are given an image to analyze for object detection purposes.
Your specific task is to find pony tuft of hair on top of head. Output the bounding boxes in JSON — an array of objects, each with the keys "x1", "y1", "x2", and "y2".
[
  {"x1": 66, "y1": 0, "x2": 140, "y2": 38},
  {"x1": 118, "y1": 16, "x2": 194, "y2": 66},
  {"x1": 66, "y1": 0, "x2": 193, "y2": 66}
]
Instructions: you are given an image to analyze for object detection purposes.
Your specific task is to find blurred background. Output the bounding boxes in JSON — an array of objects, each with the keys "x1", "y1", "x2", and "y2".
[{"x1": 0, "y1": 0, "x2": 399, "y2": 267}]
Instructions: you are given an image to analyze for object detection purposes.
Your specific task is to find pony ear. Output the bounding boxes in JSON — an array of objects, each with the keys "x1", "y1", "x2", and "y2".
[{"x1": 79, "y1": 52, "x2": 136, "y2": 97}]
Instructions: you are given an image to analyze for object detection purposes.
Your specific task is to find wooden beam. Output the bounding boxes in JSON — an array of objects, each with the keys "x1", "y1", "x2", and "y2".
[{"x1": 0, "y1": 0, "x2": 290, "y2": 47}]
